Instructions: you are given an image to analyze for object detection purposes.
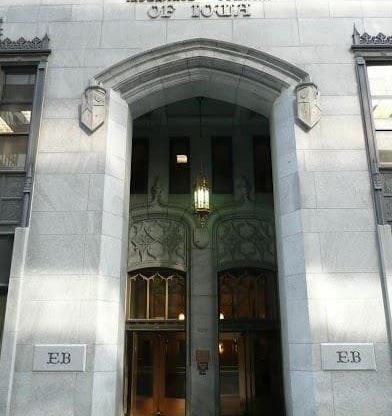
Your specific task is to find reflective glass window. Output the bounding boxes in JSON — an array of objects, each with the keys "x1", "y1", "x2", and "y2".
[
  {"x1": 170, "y1": 137, "x2": 190, "y2": 194},
  {"x1": 219, "y1": 269, "x2": 270, "y2": 320},
  {"x1": 368, "y1": 65, "x2": 392, "y2": 131},
  {"x1": 0, "y1": 66, "x2": 36, "y2": 170},
  {"x1": 212, "y1": 137, "x2": 233, "y2": 194},
  {"x1": 130, "y1": 137, "x2": 149, "y2": 194},
  {"x1": 254, "y1": 136, "x2": 273, "y2": 193}
]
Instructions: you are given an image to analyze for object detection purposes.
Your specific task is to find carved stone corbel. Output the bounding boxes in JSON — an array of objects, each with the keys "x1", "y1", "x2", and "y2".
[
  {"x1": 80, "y1": 84, "x2": 106, "y2": 133},
  {"x1": 193, "y1": 227, "x2": 210, "y2": 249},
  {"x1": 150, "y1": 177, "x2": 164, "y2": 206},
  {"x1": 295, "y1": 82, "x2": 321, "y2": 130},
  {"x1": 238, "y1": 176, "x2": 252, "y2": 204}
]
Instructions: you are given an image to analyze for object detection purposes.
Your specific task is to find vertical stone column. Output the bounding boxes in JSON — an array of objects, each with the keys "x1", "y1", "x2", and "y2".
[
  {"x1": 0, "y1": 228, "x2": 29, "y2": 415},
  {"x1": 0, "y1": 89, "x2": 131, "y2": 416},
  {"x1": 188, "y1": 245, "x2": 219, "y2": 416},
  {"x1": 272, "y1": 83, "x2": 387, "y2": 416},
  {"x1": 89, "y1": 90, "x2": 131, "y2": 416},
  {"x1": 271, "y1": 89, "x2": 317, "y2": 416}
]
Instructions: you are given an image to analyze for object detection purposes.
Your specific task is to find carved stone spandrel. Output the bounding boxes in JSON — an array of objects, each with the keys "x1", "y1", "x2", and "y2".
[
  {"x1": 216, "y1": 218, "x2": 275, "y2": 266},
  {"x1": 80, "y1": 85, "x2": 106, "y2": 133},
  {"x1": 128, "y1": 219, "x2": 187, "y2": 269},
  {"x1": 296, "y1": 82, "x2": 321, "y2": 130}
]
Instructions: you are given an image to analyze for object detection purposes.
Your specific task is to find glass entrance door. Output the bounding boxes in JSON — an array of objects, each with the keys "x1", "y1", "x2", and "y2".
[
  {"x1": 218, "y1": 268, "x2": 285, "y2": 416},
  {"x1": 219, "y1": 332, "x2": 285, "y2": 416},
  {"x1": 127, "y1": 331, "x2": 186, "y2": 416}
]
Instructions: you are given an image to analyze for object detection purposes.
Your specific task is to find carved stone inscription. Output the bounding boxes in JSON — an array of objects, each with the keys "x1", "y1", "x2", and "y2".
[
  {"x1": 129, "y1": 219, "x2": 186, "y2": 268},
  {"x1": 33, "y1": 344, "x2": 87, "y2": 372},
  {"x1": 321, "y1": 343, "x2": 376, "y2": 371},
  {"x1": 216, "y1": 218, "x2": 275, "y2": 266},
  {"x1": 126, "y1": 0, "x2": 271, "y2": 18}
]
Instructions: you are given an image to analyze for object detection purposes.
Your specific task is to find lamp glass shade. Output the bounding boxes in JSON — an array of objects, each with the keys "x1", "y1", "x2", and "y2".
[{"x1": 194, "y1": 173, "x2": 210, "y2": 212}]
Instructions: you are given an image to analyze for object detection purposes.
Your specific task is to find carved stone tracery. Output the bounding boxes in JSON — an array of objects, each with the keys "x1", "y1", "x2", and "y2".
[
  {"x1": 216, "y1": 218, "x2": 275, "y2": 267},
  {"x1": 128, "y1": 219, "x2": 186, "y2": 269}
]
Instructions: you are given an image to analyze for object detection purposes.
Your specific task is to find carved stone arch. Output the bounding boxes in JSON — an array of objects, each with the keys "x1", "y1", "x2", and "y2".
[
  {"x1": 94, "y1": 38, "x2": 311, "y2": 118},
  {"x1": 90, "y1": 39, "x2": 320, "y2": 416}
]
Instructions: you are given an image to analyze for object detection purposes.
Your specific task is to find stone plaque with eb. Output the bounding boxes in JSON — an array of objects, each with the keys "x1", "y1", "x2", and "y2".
[
  {"x1": 321, "y1": 343, "x2": 376, "y2": 371},
  {"x1": 33, "y1": 344, "x2": 87, "y2": 372}
]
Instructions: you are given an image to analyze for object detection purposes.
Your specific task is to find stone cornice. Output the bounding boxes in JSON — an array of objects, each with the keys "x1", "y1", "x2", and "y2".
[
  {"x1": 0, "y1": 35, "x2": 50, "y2": 52},
  {"x1": 0, "y1": 18, "x2": 50, "y2": 56},
  {"x1": 352, "y1": 26, "x2": 392, "y2": 50}
]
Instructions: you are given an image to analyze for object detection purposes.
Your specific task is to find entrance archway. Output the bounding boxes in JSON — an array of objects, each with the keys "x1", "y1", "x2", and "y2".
[
  {"x1": 95, "y1": 38, "x2": 309, "y2": 118},
  {"x1": 94, "y1": 38, "x2": 314, "y2": 416},
  {"x1": 125, "y1": 96, "x2": 283, "y2": 416}
]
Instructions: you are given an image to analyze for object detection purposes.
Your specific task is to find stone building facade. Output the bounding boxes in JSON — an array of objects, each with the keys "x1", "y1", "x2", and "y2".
[{"x1": 0, "y1": 1, "x2": 392, "y2": 416}]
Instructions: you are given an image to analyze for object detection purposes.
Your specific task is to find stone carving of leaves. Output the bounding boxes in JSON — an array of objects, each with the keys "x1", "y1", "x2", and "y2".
[{"x1": 359, "y1": 32, "x2": 392, "y2": 45}]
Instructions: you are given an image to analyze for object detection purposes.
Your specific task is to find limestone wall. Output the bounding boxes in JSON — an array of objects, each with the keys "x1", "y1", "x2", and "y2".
[{"x1": 0, "y1": 1, "x2": 391, "y2": 416}]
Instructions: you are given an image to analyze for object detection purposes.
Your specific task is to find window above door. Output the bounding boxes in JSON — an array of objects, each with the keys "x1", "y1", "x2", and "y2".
[
  {"x1": 218, "y1": 268, "x2": 278, "y2": 329},
  {"x1": 127, "y1": 268, "x2": 186, "y2": 322}
]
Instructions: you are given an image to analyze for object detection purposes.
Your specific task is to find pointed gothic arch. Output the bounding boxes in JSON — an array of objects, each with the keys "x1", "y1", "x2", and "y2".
[
  {"x1": 94, "y1": 38, "x2": 310, "y2": 118},
  {"x1": 89, "y1": 39, "x2": 317, "y2": 416}
]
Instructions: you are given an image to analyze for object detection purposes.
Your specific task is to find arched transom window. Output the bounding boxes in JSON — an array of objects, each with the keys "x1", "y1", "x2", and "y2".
[
  {"x1": 127, "y1": 269, "x2": 185, "y2": 320},
  {"x1": 219, "y1": 268, "x2": 274, "y2": 320}
]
